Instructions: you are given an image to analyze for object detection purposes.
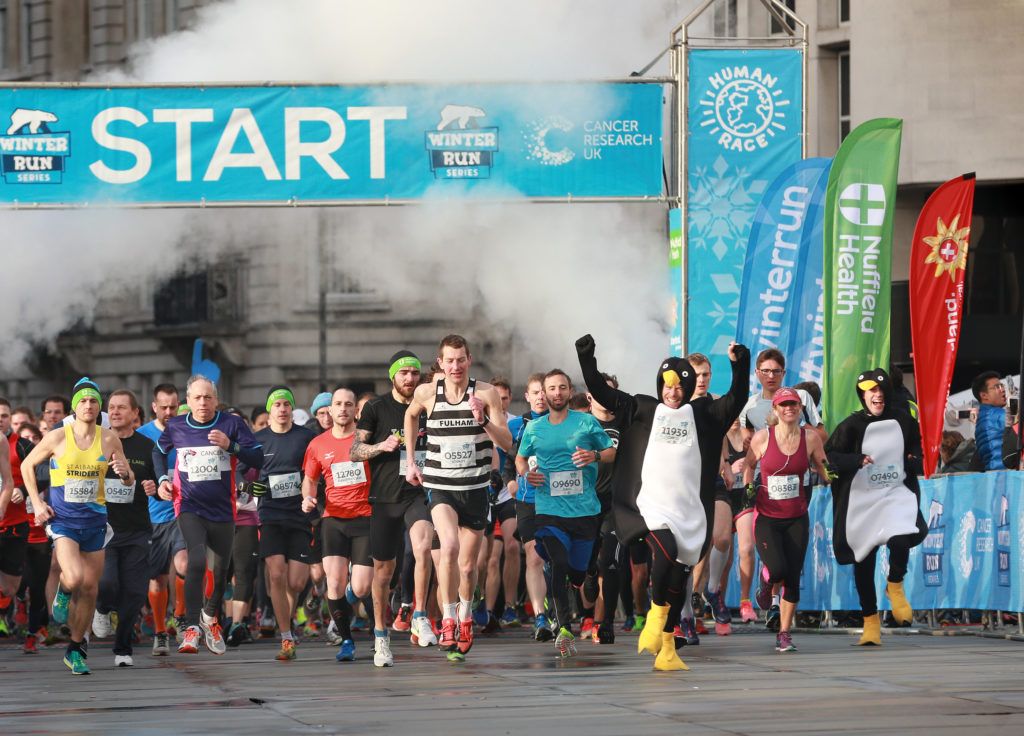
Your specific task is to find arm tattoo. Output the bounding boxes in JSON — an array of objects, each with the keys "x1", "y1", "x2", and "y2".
[{"x1": 349, "y1": 429, "x2": 378, "y2": 462}]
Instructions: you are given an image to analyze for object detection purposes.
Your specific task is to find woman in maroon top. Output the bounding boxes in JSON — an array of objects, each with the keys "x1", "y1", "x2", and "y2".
[{"x1": 743, "y1": 387, "x2": 829, "y2": 652}]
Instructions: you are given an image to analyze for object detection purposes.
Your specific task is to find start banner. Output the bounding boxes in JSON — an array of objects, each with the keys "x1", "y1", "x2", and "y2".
[{"x1": 0, "y1": 82, "x2": 664, "y2": 204}]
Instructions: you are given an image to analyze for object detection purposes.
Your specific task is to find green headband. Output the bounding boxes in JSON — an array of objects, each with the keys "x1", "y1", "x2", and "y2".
[
  {"x1": 72, "y1": 387, "x2": 101, "y2": 411},
  {"x1": 389, "y1": 356, "x2": 422, "y2": 381},
  {"x1": 266, "y1": 388, "x2": 295, "y2": 413}
]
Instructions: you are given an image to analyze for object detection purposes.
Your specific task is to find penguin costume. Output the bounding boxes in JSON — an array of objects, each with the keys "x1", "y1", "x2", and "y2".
[
  {"x1": 575, "y1": 334, "x2": 749, "y2": 670},
  {"x1": 824, "y1": 368, "x2": 928, "y2": 644}
]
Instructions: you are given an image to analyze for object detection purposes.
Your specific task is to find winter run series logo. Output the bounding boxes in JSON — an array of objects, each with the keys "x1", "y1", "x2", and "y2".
[
  {"x1": 0, "y1": 107, "x2": 71, "y2": 183},
  {"x1": 424, "y1": 104, "x2": 499, "y2": 179}
]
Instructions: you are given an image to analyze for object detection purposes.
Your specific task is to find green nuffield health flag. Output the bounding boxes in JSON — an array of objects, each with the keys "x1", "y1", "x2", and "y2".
[{"x1": 822, "y1": 118, "x2": 903, "y2": 430}]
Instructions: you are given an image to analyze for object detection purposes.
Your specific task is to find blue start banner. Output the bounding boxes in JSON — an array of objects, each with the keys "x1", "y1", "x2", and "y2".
[
  {"x1": 723, "y1": 471, "x2": 1024, "y2": 612},
  {"x1": 0, "y1": 82, "x2": 664, "y2": 204},
  {"x1": 735, "y1": 157, "x2": 831, "y2": 394},
  {"x1": 685, "y1": 48, "x2": 803, "y2": 394}
]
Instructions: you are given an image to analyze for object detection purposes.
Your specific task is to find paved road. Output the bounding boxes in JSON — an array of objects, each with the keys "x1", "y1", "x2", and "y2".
[{"x1": 2, "y1": 625, "x2": 1023, "y2": 735}]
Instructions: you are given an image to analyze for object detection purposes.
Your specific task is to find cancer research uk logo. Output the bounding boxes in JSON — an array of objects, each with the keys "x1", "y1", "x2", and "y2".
[
  {"x1": 425, "y1": 104, "x2": 499, "y2": 180},
  {"x1": 697, "y1": 65, "x2": 792, "y2": 152},
  {"x1": 0, "y1": 107, "x2": 71, "y2": 184}
]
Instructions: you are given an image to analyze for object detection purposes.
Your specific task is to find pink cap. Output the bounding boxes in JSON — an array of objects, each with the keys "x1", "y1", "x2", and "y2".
[{"x1": 772, "y1": 387, "x2": 802, "y2": 406}]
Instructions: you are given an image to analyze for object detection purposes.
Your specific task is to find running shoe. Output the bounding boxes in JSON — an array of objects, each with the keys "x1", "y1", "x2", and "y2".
[
  {"x1": 373, "y1": 636, "x2": 394, "y2": 667},
  {"x1": 456, "y1": 620, "x2": 474, "y2": 655},
  {"x1": 226, "y1": 622, "x2": 246, "y2": 648},
  {"x1": 326, "y1": 621, "x2": 343, "y2": 646},
  {"x1": 679, "y1": 616, "x2": 700, "y2": 646},
  {"x1": 439, "y1": 617, "x2": 457, "y2": 652},
  {"x1": 92, "y1": 610, "x2": 114, "y2": 638},
  {"x1": 351, "y1": 615, "x2": 368, "y2": 632},
  {"x1": 63, "y1": 650, "x2": 90, "y2": 675},
  {"x1": 178, "y1": 626, "x2": 201, "y2": 654},
  {"x1": 481, "y1": 613, "x2": 501, "y2": 634},
  {"x1": 499, "y1": 605, "x2": 521, "y2": 628},
  {"x1": 303, "y1": 588, "x2": 323, "y2": 616},
  {"x1": 755, "y1": 573, "x2": 773, "y2": 611},
  {"x1": 14, "y1": 597, "x2": 28, "y2": 626},
  {"x1": 258, "y1": 612, "x2": 276, "y2": 639},
  {"x1": 691, "y1": 591, "x2": 704, "y2": 618},
  {"x1": 776, "y1": 631, "x2": 796, "y2": 652},
  {"x1": 140, "y1": 611, "x2": 155, "y2": 637},
  {"x1": 303, "y1": 620, "x2": 322, "y2": 638},
  {"x1": 579, "y1": 617, "x2": 594, "y2": 637},
  {"x1": 393, "y1": 605, "x2": 413, "y2": 633},
  {"x1": 533, "y1": 613, "x2": 554, "y2": 642},
  {"x1": 115, "y1": 654, "x2": 134, "y2": 667},
  {"x1": 694, "y1": 617, "x2": 709, "y2": 635},
  {"x1": 52, "y1": 588, "x2": 71, "y2": 625},
  {"x1": 337, "y1": 639, "x2": 355, "y2": 661},
  {"x1": 633, "y1": 614, "x2": 646, "y2": 632},
  {"x1": 275, "y1": 638, "x2": 297, "y2": 661},
  {"x1": 740, "y1": 600, "x2": 757, "y2": 623},
  {"x1": 0, "y1": 616, "x2": 11, "y2": 637},
  {"x1": 174, "y1": 615, "x2": 188, "y2": 643},
  {"x1": 595, "y1": 622, "x2": 615, "y2": 645},
  {"x1": 23, "y1": 633, "x2": 38, "y2": 654},
  {"x1": 152, "y1": 631, "x2": 170, "y2": 656},
  {"x1": 295, "y1": 606, "x2": 308, "y2": 627},
  {"x1": 555, "y1": 627, "x2": 577, "y2": 658},
  {"x1": 706, "y1": 589, "x2": 732, "y2": 635},
  {"x1": 238, "y1": 624, "x2": 255, "y2": 644},
  {"x1": 621, "y1": 615, "x2": 636, "y2": 632},
  {"x1": 472, "y1": 600, "x2": 489, "y2": 627},
  {"x1": 766, "y1": 604, "x2": 781, "y2": 632},
  {"x1": 199, "y1": 614, "x2": 226, "y2": 655},
  {"x1": 410, "y1": 615, "x2": 438, "y2": 647}
]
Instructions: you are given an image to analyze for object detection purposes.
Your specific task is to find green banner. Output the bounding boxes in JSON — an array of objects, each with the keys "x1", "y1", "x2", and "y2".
[{"x1": 822, "y1": 118, "x2": 903, "y2": 431}]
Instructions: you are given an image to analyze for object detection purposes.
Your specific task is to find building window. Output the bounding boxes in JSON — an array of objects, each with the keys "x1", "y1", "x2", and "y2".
[
  {"x1": 838, "y1": 49, "x2": 850, "y2": 141},
  {"x1": 19, "y1": 0, "x2": 31, "y2": 67},
  {"x1": 165, "y1": 0, "x2": 180, "y2": 33},
  {"x1": 713, "y1": 0, "x2": 736, "y2": 37},
  {"x1": 769, "y1": 0, "x2": 796, "y2": 35},
  {"x1": 839, "y1": 0, "x2": 850, "y2": 24},
  {"x1": 136, "y1": 0, "x2": 153, "y2": 40},
  {"x1": 0, "y1": 1, "x2": 8, "y2": 70}
]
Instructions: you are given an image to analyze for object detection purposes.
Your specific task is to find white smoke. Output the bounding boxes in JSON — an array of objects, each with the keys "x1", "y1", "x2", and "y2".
[{"x1": 3, "y1": 0, "x2": 694, "y2": 392}]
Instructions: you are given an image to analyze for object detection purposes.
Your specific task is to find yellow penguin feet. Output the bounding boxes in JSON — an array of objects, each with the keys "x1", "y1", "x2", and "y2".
[
  {"x1": 637, "y1": 603, "x2": 669, "y2": 655},
  {"x1": 654, "y1": 631, "x2": 689, "y2": 671},
  {"x1": 857, "y1": 613, "x2": 881, "y2": 645},
  {"x1": 886, "y1": 581, "x2": 913, "y2": 626}
]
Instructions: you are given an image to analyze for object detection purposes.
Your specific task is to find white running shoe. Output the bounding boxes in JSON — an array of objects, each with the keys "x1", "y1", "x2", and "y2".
[
  {"x1": 114, "y1": 654, "x2": 134, "y2": 667},
  {"x1": 373, "y1": 636, "x2": 394, "y2": 667},
  {"x1": 410, "y1": 615, "x2": 437, "y2": 647},
  {"x1": 92, "y1": 610, "x2": 114, "y2": 638}
]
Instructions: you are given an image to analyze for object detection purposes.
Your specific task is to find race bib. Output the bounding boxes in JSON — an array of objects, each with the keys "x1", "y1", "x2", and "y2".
[
  {"x1": 25, "y1": 495, "x2": 34, "y2": 514},
  {"x1": 64, "y1": 477, "x2": 100, "y2": 504},
  {"x1": 105, "y1": 479, "x2": 136, "y2": 504},
  {"x1": 654, "y1": 415, "x2": 693, "y2": 446},
  {"x1": 181, "y1": 446, "x2": 228, "y2": 482},
  {"x1": 398, "y1": 449, "x2": 427, "y2": 476},
  {"x1": 766, "y1": 474, "x2": 800, "y2": 501},
  {"x1": 440, "y1": 440, "x2": 476, "y2": 469},
  {"x1": 331, "y1": 461, "x2": 367, "y2": 488},
  {"x1": 549, "y1": 469, "x2": 584, "y2": 497},
  {"x1": 269, "y1": 472, "x2": 302, "y2": 499},
  {"x1": 866, "y1": 463, "x2": 902, "y2": 490}
]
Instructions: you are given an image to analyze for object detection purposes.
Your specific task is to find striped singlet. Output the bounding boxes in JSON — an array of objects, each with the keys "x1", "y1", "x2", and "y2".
[{"x1": 422, "y1": 378, "x2": 492, "y2": 492}]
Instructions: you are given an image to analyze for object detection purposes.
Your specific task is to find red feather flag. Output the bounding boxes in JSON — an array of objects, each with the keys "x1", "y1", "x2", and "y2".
[{"x1": 910, "y1": 173, "x2": 976, "y2": 477}]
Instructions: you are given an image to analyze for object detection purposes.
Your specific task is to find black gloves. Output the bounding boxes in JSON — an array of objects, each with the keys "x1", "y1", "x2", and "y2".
[
  {"x1": 575, "y1": 334, "x2": 596, "y2": 359},
  {"x1": 245, "y1": 480, "x2": 269, "y2": 498}
]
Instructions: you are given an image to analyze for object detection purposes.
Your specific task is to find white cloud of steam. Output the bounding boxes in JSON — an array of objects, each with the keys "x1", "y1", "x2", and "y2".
[{"x1": 5, "y1": 0, "x2": 692, "y2": 392}]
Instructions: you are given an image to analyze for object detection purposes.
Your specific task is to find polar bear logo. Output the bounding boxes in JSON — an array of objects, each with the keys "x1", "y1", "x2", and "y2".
[
  {"x1": 7, "y1": 108, "x2": 58, "y2": 135},
  {"x1": 437, "y1": 104, "x2": 486, "y2": 130}
]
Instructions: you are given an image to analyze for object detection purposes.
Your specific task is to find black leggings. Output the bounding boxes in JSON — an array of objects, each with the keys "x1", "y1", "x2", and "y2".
[
  {"x1": 645, "y1": 529, "x2": 691, "y2": 633},
  {"x1": 176, "y1": 512, "x2": 234, "y2": 626},
  {"x1": 539, "y1": 536, "x2": 587, "y2": 630},
  {"x1": 853, "y1": 535, "x2": 913, "y2": 616},
  {"x1": 231, "y1": 525, "x2": 259, "y2": 605},
  {"x1": 23, "y1": 542, "x2": 51, "y2": 633},
  {"x1": 596, "y1": 531, "x2": 620, "y2": 627},
  {"x1": 754, "y1": 514, "x2": 808, "y2": 604}
]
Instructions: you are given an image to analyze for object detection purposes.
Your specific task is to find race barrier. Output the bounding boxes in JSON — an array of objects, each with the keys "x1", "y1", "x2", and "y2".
[{"x1": 722, "y1": 470, "x2": 1024, "y2": 612}]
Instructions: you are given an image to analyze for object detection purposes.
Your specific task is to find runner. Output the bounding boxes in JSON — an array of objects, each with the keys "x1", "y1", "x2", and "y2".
[
  {"x1": 92, "y1": 390, "x2": 157, "y2": 667},
  {"x1": 515, "y1": 369, "x2": 614, "y2": 658},
  {"x1": 251, "y1": 385, "x2": 315, "y2": 662},
  {"x1": 743, "y1": 387, "x2": 830, "y2": 652},
  {"x1": 824, "y1": 368, "x2": 928, "y2": 645},
  {"x1": 0, "y1": 419, "x2": 18, "y2": 630},
  {"x1": 138, "y1": 383, "x2": 188, "y2": 654},
  {"x1": 576, "y1": 336, "x2": 749, "y2": 671},
  {"x1": 154, "y1": 375, "x2": 263, "y2": 656},
  {"x1": 302, "y1": 388, "x2": 373, "y2": 663},
  {"x1": 21, "y1": 378, "x2": 135, "y2": 675},
  {"x1": 404, "y1": 335, "x2": 511, "y2": 661},
  {"x1": 352, "y1": 351, "x2": 437, "y2": 666}
]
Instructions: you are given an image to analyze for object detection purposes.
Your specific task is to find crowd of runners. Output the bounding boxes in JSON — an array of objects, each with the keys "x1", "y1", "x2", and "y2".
[{"x1": 0, "y1": 333, "x2": 932, "y2": 675}]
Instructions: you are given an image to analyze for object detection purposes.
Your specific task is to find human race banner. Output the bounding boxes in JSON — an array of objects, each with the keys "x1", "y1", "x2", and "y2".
[
  {"x1": 686, "y1": 48, "x2": 803, "y2": 394},
  {"x1": 910, "y1": 173, "x2": 976, "y2": 477},
  {"x1": 735, "y1": 157, "x2": 831, "y2": 393},
  {"x1": 821, "y1": 118, "x2": 902, "y2": 431},
  {"x1": 0, "y1": 82, "x2": 663, "y2": 204}
]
